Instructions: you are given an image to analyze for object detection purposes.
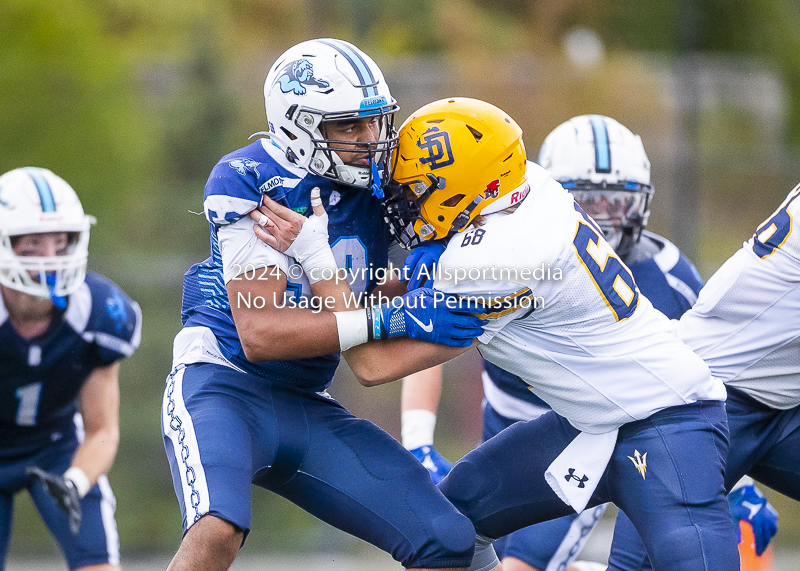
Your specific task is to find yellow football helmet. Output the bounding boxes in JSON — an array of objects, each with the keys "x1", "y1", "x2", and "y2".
[{"x1": 384, "y1": 97, "x2": 528, "y2": 248}]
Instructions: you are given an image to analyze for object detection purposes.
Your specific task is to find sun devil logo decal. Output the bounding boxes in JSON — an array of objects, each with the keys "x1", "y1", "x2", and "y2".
[
  {"x1": 277, "y1": 59, "x2": 330, "y2": 95},
  {"x1": 628, "y1": 449, "x2": 648, "y2": 480}
]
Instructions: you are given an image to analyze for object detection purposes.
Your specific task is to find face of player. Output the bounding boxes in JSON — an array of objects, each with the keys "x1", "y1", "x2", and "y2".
[
  {"x1": 573, "y1": 192, "x2": 637, "y2": 234},
  {"x1": 12, "y1": 232, "x2": 71, "y2": 259},
  {"x1": 2, "y1": 232, "x2": 71, "y2": 318},
  {"x1": 322, "y1": 116, "x2": 382, "y2": 167},
  {"x1": 11, "y1": 231, "x2": 72, "y2": 287}
]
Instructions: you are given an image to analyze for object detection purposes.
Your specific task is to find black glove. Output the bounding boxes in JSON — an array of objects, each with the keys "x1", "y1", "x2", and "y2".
[{"x1": 27, "y1": 466, "x2": 82, "y2": 535}]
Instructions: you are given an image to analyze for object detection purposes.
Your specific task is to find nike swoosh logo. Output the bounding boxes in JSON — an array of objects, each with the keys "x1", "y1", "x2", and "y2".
[
  {"x1": 405, "y1": 311, "x2": 433, "y2": 333},
  {"x1": 742, "y1": 501, "x2": 762, "y2": 520}
]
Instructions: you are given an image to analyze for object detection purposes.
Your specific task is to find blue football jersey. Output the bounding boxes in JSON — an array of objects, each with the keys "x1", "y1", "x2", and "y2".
[
  {"x1": 483, "y1": 231, "x2": 703, "y2": 408},
  {"x1": 0, "y1": 272, "x2": 141, "y2": 455},
  {"x1": 179, "y1": 139, "x2": 390, "y2": 389}
]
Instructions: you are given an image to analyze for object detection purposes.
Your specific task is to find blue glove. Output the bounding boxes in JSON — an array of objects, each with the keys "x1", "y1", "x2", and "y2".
[
  {"x1": 402, "y1": 241, "x2": 447, "y2": 289},
  {"x1": 373, "y1": 287, "x2": 486, "y2": 347},
  {"x1": 728, "y1": 483, "x2": 779, "y2": 556},
  {"x1": 409, "y1": 445, "x2": 453, "y2": 484}
]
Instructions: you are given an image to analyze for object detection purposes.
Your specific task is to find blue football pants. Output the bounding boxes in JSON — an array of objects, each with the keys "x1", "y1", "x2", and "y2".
[
  {"x1": 162, "y1": 363, "x2": 475, "y2": 569},
  {"x1": 0, "y1": 426, "x2": 119, "y2": 569},
  {"x1": 608, "y1": 387, "x2": 800, "y2": 571},
  {"x1": 439, "y1": 400, "x2": 739, "y2": 571}
]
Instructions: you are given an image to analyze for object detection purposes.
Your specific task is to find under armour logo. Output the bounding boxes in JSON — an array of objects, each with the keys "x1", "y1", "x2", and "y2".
[
  {"x1": 628, "y1": 449, "x2": 648, "y2": 480},
  {"x1": 564, "y1": 468, "x2": 589, "y2": 488},
  {"x1": 417, "y1": 127, "x2": 454, "y2": 170}
]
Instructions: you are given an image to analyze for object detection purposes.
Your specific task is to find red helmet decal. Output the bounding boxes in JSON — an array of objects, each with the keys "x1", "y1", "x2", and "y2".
[{"x1": 484, "y1": 179, "x2": 501, "y2": 199}]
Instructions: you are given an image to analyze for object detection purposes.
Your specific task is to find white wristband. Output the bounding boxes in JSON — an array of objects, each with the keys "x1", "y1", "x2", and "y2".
[
  {"x1": 63, "y1": 467, "x2": 91, "y2": 498},
  {"x1": 402, "y1": 409, "x2": 437, "y2": 450},
  {"x1": 333, "y1": 309, "x2": 369, "y2": 352}
]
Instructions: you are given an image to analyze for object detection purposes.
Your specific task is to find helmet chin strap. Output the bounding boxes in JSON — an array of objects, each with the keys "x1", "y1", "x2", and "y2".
[
  {"x1": 370, "y1": 161, "x2": 383, "y2": 199},
  {"x1": 332, "y1": 160, "x2": 384, "y2": 197},
  {"x1": 615, "y1": 226, "x2": 638, "y2": 259},
  {"x1": 333, "y1": 162, "x2": 368, "y2": 186},
  {"x1": 45, "y1": 272, "x2": 67, "y2": 310}
]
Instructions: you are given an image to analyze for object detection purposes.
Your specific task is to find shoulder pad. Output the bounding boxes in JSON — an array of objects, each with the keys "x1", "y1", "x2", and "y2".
[{"x1": 83, "y1": 272, "x2": 142, "y2": 359}]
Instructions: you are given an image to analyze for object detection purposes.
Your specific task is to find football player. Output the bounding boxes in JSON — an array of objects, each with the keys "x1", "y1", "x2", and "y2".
[
  {"x1": 400, "y1": 115, "x2": 777, "y2": 571},
  {"x1": 270, "y1": 97, "x2": 742, "y2": 571},
  {"x1": 605, "y1": 182, "x2": 800, "y2": 570},
  {"x1": 0, "y1": 167, "x2": 141, "y2": 571},
  {"x1": 163, "y1": 39, "x2": 484, "y2": 571}
]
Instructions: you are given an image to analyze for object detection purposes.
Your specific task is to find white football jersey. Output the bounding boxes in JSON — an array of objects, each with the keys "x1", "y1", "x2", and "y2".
[
  {"x1": 677, "y1": 184, "x2": 800, "y2": 409},
  {"x1": 434, "y1": 162, "x2": 724, "y2": 434}
]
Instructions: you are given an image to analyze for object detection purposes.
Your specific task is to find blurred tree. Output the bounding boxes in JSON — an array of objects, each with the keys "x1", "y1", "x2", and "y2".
[
  {"x1": 459, "y1": 0, "x2": 800, "y2": 145},
  {"x1": 0, "y1": 0, "x2": 158, "y2": 249},
  {"x1": 583, "y1": 0, "x2": 800, "y2": 144}
]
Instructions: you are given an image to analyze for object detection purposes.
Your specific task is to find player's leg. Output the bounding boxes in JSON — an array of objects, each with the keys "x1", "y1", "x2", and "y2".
[
  {"x1": 162, "y1": 364, "x2": 255, "y2": 571},
  {"x1": 495, "y1": 503, "x2": 607, "y2": 571},
  {"x1": 256, "y1": 386, "x2": 475, "y2": 570},
  {"x1": 721, "y1": 387, "x2": 794, "y2": 491},
  {"x1": 730, "y1": 396, "x2": 800, "y2": 501},
  {"x1": 606, "y1": 510, "x2": 649, "y2": 571},
  {"x1": 500, "y1": 516, "x2": 576, "y2": 571},
  {"x1": 0, "y1": 492, "x2": 13, "y2": 569},
  {"x1": 607, "y1": 400, "x2": 739, "y2": 571},
  {"x1": 26, "y1": 427, "x2": 121, "y2": 570},
  {"x1": 512, "y1": 506, "x2": 608, "y2": 571},
  {"x1": 166, "y1": 515, "x2": 242, "y2": 571},
  {"x1": 440, "y1": 411, "x2": 587, "y2": 557},
  {"x1": 606, "y1": 389, "x2": 795, "y2": 571},
  {"x1": 480, "y1": 402, "x2": 606, "y2": 571},
  {"x1": 32, "y1": 475, "x2": 121, "y2": 571}
]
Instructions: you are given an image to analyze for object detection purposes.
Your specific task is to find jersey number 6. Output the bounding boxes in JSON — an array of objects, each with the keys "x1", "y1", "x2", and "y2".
[
  {"x1": 752, "y1": 186, "x2": 800, "y2": 259},
  {"x1": 572, "y1": 205, "x2": 639, "y2": 321}
]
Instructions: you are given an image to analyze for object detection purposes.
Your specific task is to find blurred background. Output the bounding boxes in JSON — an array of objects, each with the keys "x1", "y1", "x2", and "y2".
[{"x1": 3, "y1": 0, "x2": 800, "y2": 567}]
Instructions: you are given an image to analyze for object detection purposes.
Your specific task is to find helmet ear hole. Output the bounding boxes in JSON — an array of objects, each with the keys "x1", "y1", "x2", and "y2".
[
  {"x1": 466, "y1": 125, "x2": 483, "y2": 143},
  {"x1": 442, "y1": 194, "x2": 465, "y2": 207}
]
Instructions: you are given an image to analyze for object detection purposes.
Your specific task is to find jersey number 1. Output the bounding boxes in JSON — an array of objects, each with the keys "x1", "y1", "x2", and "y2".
[{"x1": 15, "y1": 382, "x2": 42, "y2": 426}]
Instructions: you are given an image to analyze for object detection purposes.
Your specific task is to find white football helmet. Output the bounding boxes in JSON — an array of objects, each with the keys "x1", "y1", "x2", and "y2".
[
  {"x1": 0, "y1": 167, "x2": 95, "y2": 300},
  {"x1": 264, "y1": 38, "x2": 399, "y2": 189},
  {"x1": 538, "y1": 115, "x2": 653, "y2": 256}
]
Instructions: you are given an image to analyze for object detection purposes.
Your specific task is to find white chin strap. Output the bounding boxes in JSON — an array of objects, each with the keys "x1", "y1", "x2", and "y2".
[
  {"x1": 333, "y1": 162, "x2": 371, "y2": 187},
  {"x1": 327, "y1": 142, "x2": 379, "y2": 188},
  {"x1": 308, "y1": 147, "x2": 372, "y2": 188}
]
